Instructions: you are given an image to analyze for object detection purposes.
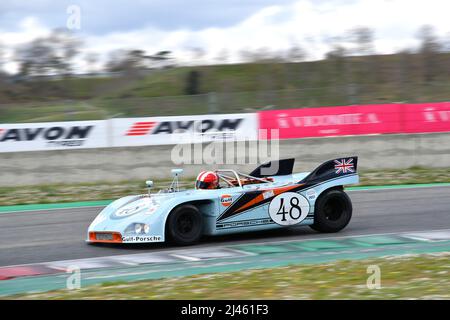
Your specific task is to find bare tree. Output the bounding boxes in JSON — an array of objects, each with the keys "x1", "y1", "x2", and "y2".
[
  {"x1": 106, "y1": 49, "x2": 148, "y2": 74},
  {"x1": 16, "y1": 38, "x2": 56, "y2": 76},
  {"x1": 326, "y1": 44, "x2": 347, "y2": 60},
  {"x1": 49, "y1": 29, "x2": 82, "y2": 76},
  {"x1": 149, "y1": 51, "x2": 174, "y2": 68},
  {"x1": 348, "y1": 26, "x2": 375, "y2": 55},
  {"x1": 346, "y1": 27, "x2": 377, "y2": 87},
  {"x1": 15, "y1": 29, "x2": 82, "y2": 77},
  {"x1": 325, "y1": 40, "x2": 350, "y2": 84},
  {"x1": 286, "y1": 45, "x2": 306, "y2": 63},
  {"x1": 416, "y1": 25, "x2": 442, "y2": 83}
]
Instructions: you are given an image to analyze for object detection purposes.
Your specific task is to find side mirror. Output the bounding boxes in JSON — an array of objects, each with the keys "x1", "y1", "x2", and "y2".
[
  {"x1": 145, "y1": 180, "x2": 154, "y2": 188},
  {"x1": 171, "y1": 168, "x2": 184, "y2": 177}
]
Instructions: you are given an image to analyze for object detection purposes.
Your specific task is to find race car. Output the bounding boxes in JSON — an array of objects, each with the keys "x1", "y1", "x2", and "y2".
[{"x1": 87, "y1": 156, "x2": 359, "y2": 245}]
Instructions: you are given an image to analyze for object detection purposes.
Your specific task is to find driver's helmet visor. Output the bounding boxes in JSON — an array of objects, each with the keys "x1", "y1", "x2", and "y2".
[{"x1": 196, "y1": 180, "x2": 213, "y2": 189}]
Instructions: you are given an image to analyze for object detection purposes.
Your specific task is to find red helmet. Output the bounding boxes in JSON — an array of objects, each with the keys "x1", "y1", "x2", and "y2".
[{"x1": 196, "y1": 171, "x2": 219, "y2": 189}]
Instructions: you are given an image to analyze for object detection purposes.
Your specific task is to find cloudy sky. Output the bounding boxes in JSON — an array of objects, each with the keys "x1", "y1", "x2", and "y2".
[{"x1": 1, "y1": 0, "x2": 450, "y2": 73}]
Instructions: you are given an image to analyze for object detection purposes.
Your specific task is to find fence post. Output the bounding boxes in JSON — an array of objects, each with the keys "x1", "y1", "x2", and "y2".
[
  {"x1": 347, "y1": 83, "x2": 359, "y2": 105},
  {"x1": 208, "y1": 92, "x2": 218, "y2": 114}
]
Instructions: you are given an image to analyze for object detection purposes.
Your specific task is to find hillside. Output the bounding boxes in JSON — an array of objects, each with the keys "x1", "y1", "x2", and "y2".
[{"x1": 2, "y1": 52, "x2": 450, "y2": 122}]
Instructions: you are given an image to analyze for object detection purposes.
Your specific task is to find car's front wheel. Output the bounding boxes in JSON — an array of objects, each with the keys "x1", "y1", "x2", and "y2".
[
  {"x1": 310, "y1": 189, "x2": 352, "y2": 233},
  {"x1": 166, "y1": 204, "x2": 203, "y2": 245}
]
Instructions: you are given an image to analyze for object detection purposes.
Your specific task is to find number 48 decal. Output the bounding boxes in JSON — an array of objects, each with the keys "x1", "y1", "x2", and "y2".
[{"x1": 268, "y1": 192, "x2": 310, "y2": 226}]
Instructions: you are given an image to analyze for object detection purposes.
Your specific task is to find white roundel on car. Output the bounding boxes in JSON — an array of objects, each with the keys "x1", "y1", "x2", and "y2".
[
  {"x1": 115, "y1": 200, "x2": 149, "y2": 217},
  {"x1": 268, "y1": 192, "x2": 310, "y2": 226}
]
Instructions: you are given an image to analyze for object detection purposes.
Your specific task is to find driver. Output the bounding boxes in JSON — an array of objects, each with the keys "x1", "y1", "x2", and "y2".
[{"x1": 195, "y1": 171, "x2": 219, "y2": 189}]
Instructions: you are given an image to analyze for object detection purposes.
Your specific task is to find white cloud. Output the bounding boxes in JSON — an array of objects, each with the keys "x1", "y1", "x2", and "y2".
[{"x1": 3, "y1": 0, "x2": 450, "y2": 74}]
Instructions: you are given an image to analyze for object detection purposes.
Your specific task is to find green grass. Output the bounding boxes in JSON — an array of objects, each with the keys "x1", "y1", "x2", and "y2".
[
  {"x1": 0, "y1": 179, "x2": 177, "y2": 206},
  {"x1": 7, "y1": 253, "x2": 450, "y2": 299},
  {"x1": 359, "y1": 166, "x2": 450, "y2": 185},
  {"x1": 0, "y1": 101, "x2": 108, "y2": 123},
  {"x1": 0, "y1": 167, "x2": 449, "y2": 206},
  {"x1": 4, "y1": 53, "x2": 450, "y2": 122}
]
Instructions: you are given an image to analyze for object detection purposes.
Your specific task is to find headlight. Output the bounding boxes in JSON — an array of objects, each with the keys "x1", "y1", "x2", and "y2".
[
  {"x1": 125, "y1": 223, "x2": 150, "y2": 235},
  {"x1": 134, "y1": 223, "x2": 143, "y2": 234}
]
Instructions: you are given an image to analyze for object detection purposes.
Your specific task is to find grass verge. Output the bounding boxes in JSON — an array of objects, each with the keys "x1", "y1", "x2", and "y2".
[
  {"x1": 1, "y1": 167, "x2": 450, "y2": 206},
  {"x1": 7, "y1": 253, "x2": 450, "y2": 299}
]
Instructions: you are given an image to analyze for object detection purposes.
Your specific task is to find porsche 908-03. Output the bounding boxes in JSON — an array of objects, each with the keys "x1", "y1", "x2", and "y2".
[{"x1": 87, "y1": 157, "x2": 358, "y2": 245}]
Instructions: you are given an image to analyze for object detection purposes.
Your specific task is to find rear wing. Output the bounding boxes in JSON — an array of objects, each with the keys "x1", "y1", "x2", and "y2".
[
  {"x1": 249, "y1": 158, "x2": 295, "y2": 178},
  {"x1": 299, "y1": 156, "x2": 358, "y2": 184}
]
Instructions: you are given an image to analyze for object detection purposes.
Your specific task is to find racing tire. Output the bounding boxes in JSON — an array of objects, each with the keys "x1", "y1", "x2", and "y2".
[
  {"x1": 310, "y1": 189, "x2": 352, "y2": 233},
  {"x1": 166, "y1": 204, "x2": 203, "y2": 245}
]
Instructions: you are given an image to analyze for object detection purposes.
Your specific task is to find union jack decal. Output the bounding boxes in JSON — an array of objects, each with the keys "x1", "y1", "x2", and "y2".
[{"x1": 334, "y1": 158, "x2": 355, "y2": 174}]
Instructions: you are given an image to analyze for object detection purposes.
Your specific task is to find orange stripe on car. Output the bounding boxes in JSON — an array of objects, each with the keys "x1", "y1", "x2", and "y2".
[{"x1": 234, "y1": 184, "x2": 303, "y2": 213}]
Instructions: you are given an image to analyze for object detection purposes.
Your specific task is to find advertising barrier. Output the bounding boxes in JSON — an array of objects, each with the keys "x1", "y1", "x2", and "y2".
[
  {"x1": 403, "y1": 102, "x2": 450, "y2": 134},
  {"x1": 258, "y1": 102, "x2": 450, "y2": 139},
  {"x1": 1, "y1": 103, "x2": 450, "y2": 152},
  {"x1": 0, "y1": 120, "x2": 108, "y2": 153},
  {"x1": 111, "y1": 113, "x2": 258, "y2": 147}
]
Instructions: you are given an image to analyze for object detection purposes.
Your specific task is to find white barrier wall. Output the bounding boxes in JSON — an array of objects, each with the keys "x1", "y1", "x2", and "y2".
[
  {"x1": 111, "y1": 113, "x2": 258, "y2": 147},
  {"x1": 0, "y1": 120, "x2": 109, "y2": 153},
  {"x1": 0, "y1": 113, "x2": 258, "y2": 153},
  {"x1": 1, "y1": 132, "x2": 450, "y2": 186}
]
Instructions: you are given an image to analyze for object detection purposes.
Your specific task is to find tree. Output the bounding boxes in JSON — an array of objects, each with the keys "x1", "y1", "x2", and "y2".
[
  {"x1": 16, "y1": 38, "x2": 56, "y2": 76},
  {"x1": 346, "y1": 27, "x2": 377, "y2": 86},
  {"x1": 49, "y1": 29, "x2": 82, "y2": 76},
  {"x1": 416, "y1": 25, "x2": 442, "y2": 83},
  {"x1": 15, "y1": 29, "x2": 82, "y2": 77},
  {"x1": 149, "y1": 50, "x2": 175, "y2": 68},
  {"x1": 325, "y1": 40, "x2": 350, "y2": 84},
  {"x1": 106, "y1": 49, "x2": 148, "y2": 73},
  {"x1": 286, "y1": 45, "x2": 306, "y2": 63},
  {"x1": 326, "y1": 44, "x2": 347, "y2": 60},
  {"x1": 348, "y1": 26, "x2": 375, "y2": 55}
]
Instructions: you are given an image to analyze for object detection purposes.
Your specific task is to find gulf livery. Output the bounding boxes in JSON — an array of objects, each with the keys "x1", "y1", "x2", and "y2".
[{"x1": 87, "y1": 157, "x2": 359, "y2": 245}]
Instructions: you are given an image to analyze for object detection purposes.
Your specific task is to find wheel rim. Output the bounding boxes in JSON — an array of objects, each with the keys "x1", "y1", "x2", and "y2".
[
  {"x1": 176, "y1": 213, "x2": 194, "y2": 235},
  {"x1": 323, "y1": 196, "x2": 346, "y2": 221}
]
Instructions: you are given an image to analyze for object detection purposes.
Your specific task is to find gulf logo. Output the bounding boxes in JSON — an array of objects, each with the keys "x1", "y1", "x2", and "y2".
[{"x1": 221, "y1": 195, "x2": 233, "y2": 207}]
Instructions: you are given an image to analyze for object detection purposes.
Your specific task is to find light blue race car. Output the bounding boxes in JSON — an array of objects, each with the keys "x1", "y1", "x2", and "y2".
[{"x1": 87, "y1": 157, "x2": 359, "y2": 245}]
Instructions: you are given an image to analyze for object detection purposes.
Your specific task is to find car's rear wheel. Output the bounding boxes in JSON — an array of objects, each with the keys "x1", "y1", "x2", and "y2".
[
  {"x1": 166, "y1": 204, "x2": 203, "y2": 245},
  {"x1": 310, "y1": 189, "x2": 352, "y2": 233}
]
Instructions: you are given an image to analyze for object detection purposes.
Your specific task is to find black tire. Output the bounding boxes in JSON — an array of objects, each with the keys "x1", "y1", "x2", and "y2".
[
  {"x1": 310, "y1": 189, "x2": 352, "y2": 233},
  {"x1": 166, "y1": 204, "x2": 203, "y2": 245}
]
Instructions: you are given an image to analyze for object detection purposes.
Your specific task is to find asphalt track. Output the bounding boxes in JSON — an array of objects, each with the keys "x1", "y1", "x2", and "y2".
[{"x1": 1, "y1": 186, "x2": 450, "y2": 267}]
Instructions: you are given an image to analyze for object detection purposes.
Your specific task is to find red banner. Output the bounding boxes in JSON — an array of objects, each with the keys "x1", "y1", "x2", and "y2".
[
  {"x1": 258, "y1": 103, "x2": 450, "y2": 139},
  {"x1": 403, "y1": 102, "x2": 450, "y2": 134}
]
